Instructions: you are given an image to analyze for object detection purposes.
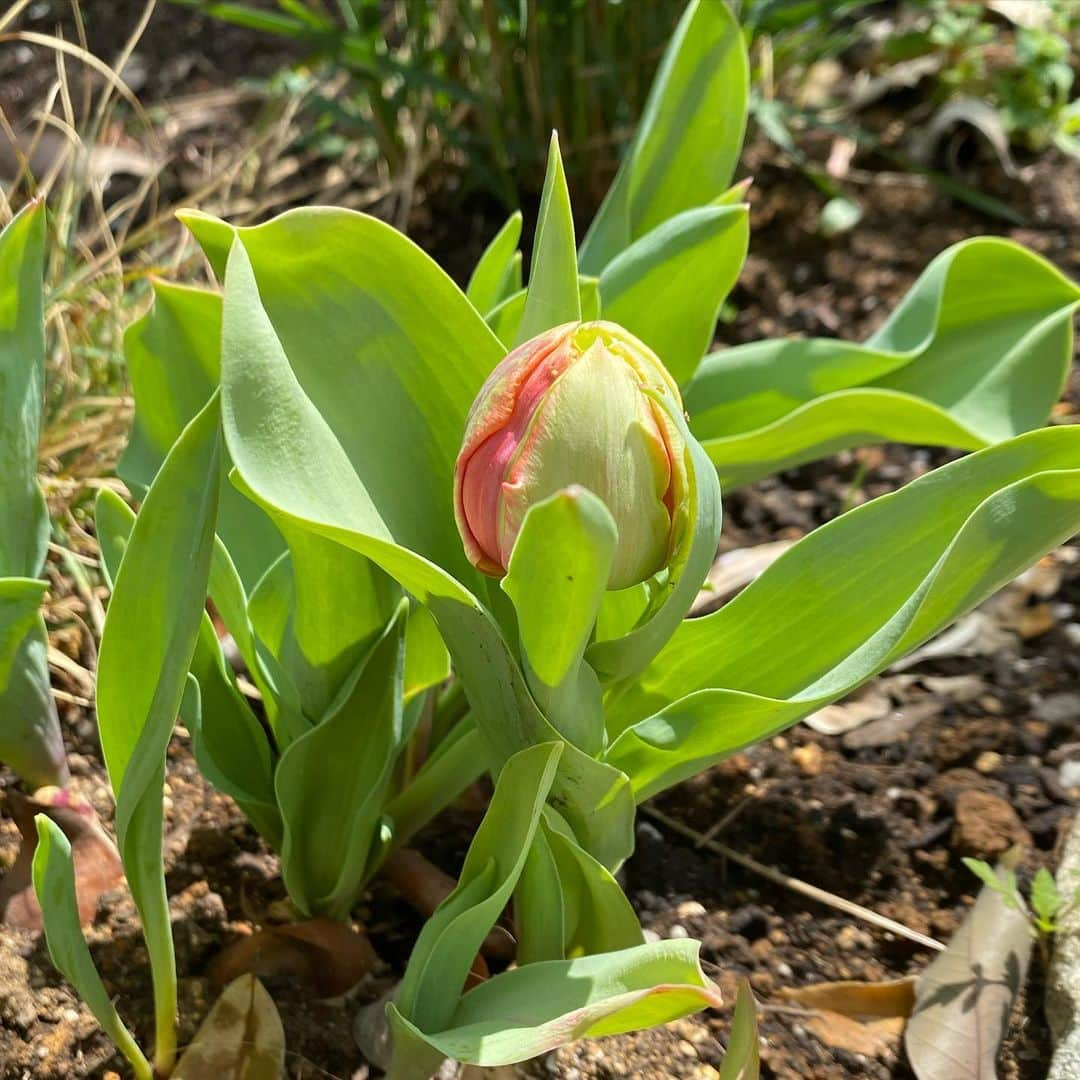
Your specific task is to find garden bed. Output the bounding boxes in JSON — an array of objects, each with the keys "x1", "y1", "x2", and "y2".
[{"x1": 2, "y1": 139, "x2": 1078, "y2": 1077}]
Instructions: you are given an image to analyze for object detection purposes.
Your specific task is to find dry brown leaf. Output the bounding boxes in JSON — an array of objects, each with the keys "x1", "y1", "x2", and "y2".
[
  {"x1": 209, "y1": 918, "x2": 377, "y2": 998},
  {"x1": 0, "y1": 786, "x2": 123, "y2": 929},
  {"x1": 904, "y1": 852, "x2": 1032, "y2": 1080},
  {"x1": 804, "y1": 689, "x2": 891, "y2": 736},
  {"x1": 806, "y1": 1012, "x2": 905, "y2": 1057},
  {"x1": 173, "y1": 974, "x2": 284, "y2": 1080},
  {"x1": 780, "y1": 976, "x2": 915, "y2": 1059},
  {"x1": 779, "y1": 976, "x2": 916, "y2": 1019}
]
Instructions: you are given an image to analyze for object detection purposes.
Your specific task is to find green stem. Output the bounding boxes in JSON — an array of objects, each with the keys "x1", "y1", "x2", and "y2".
[
  {"x1": 144, "y1": 876, "x2": 177, "y2": 1077},
  {"x1": 116, "y1": 1026, "x2": 154, "y2": 1080},
  {"x1": 380, "y1": 721, "x2": 486, "y2": 857}
]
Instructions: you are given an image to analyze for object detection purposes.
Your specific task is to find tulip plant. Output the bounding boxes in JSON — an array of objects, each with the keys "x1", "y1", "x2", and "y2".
[
  {"x1": 23, "y1": 1, "x2": 1080, "y2": 1077},
  {"x1": 0, "y1": 202, "x2": 69, "y2": 796}
]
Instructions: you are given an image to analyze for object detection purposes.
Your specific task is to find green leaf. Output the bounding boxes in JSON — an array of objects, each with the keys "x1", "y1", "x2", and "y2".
[
  {"x1": 686, "y1": 238, "x2": 1080, "y2": 488},
  {"x1": 394, "y1": 742, "x2": 563, "y2": 1033},
  {"x1": 600, "y1": 202, "x2": 749, "y2": 385},
  {"x1": 275, "y1": 601, "x2": 407, "y2": 919},
  {"x1": 181, "y1": 205, "x2": 504, "y2": 588},
  {"x1": 388, "y1": 940, "x2": 721, "y2": 1075},
  {"x1": 606, "y1": 427, "x2": 1080, "y2": 800},
  {"x1": 502, "y1": 488, "x2": 615, "y2": 754},
  {"x1": 542, "y1": 811, "x2": 644, "y2": 958},
  {"x1": 515, "y1": 822, "x2": 566, "y2": 965},
  {"x1": 0, "y1": 200, "x2": 48, "y2": 579},
  {"x1": 516, "y1": 132, "x2": 580, "y2": 346},
  {"x1": 0, "y1": 582, "x2": 66, "y2": 788},
  {"x1": 96, "y1": 394, "x2": 222, "y2": 1074},
  {"x1": 578, "y1": 0, "x2": 749, "y2": 274},
  {"x1": 120, "y1": 281, "x2": 284, "y2": 587},
  {"x1": 217, "y1": 236, "x2": 634, "y2": 869},
  {"x1": 1031, "y1": 866, "x2": 1063, "y2": 925},
  {"x1": 962, "y1": 857, "x2": 1010, "y2": 896},
  {"x1": 486, "y1": 276, "x2": 598, "y2": 350},
  {"x1": 98, "y1": 489, "x2": 279, "y2": 845},
  {"x1": 719, "y1": 980, "x2": 759, "y2": 1080},
  {"x1": 466, "y1": 210, "x2": 523, "y2": 315},
  {"x1": 32, "y1": 816, "x2": 153, "y2": 1080}
]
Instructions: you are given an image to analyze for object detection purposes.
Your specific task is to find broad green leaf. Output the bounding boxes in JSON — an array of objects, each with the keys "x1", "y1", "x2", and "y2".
[
  {"x1": 261, "y1": 518, "x2": 399, "y2": 728},
  {"x1": 600, "y1": 202, "x2": 749, "y2": 385},
  {"x1": 0, "y1": 202, "x2": 65, "y2": 790},
  {"x1": 515, "y1": 822, "x2": 566, "y2": 965},
  {"x1": 0, "y1": 583, "x2": 66, "y2": 788},
  {"x1": 32, "y1": 816, "x2": 153, "y2": 1080},
  {"x1": 218, "y1": 237, "x2": 634, "y2": 869},
  {"x1": 719, "y1": 980, "x2": 759, "y2": 1080},
  {"x1": 403, "y1": 603, "x2": 450, "y2": 703},
  {"x1": 120, "y1": 281, "x2": 284, "y2": 587},
  {"x1": 388, "y1": 940, "x2": 721, "y2": 1075},
  {"x1": 97, "y1": 489, "x2": 278, "y2": 842},
  {"x1": 181, "y1": 206, "x2": 503, "y2": 587},
  {"x1": 0, "y1": 200, "x2": 48, "y2": 579},
  {"x1": 275, "y1": 601, "x2": 407, "y2": 919},
  {"x1": 466, "y1": 210, "x2": 523, "y2": 315},
  {"x1": 0, "y1": 578, "x2": 47, "y2": 683},
  {"x1": 382, "y1": 719, "x2": 489, "y2": 851},
  {"x1": 485, "y1": 275, "x2": 599, "y2": 350},
  {"x1": 516, "y1": 132, "x2": 580, "y2": 346},
  {"x1": 606, "y1": 427, "x2": 1080, "y2": 799},
  {"x1": 394, "y1": 742, "x2": 563, "y2": 1033},
  {"x1": 543, "y1": 811, "x2": 644, "y2": 958},
  {"x1": 686, "y1": 238, "x2": 1080, "y2": 487},
  {"x1": 502, "y1": 488, "x2": 615, "y2": 753},
  {"x1": 578, "y1": 0, "x2": 749, "y2": 274},
  {"x1": 96, "y1": 395, "x2": 222, "y2": 1071}
]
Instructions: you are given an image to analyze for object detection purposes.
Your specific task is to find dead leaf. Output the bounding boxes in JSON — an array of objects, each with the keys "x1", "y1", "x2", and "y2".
[
  {"x1": 209, "y1": 918, "x2": 377, "y2": 998},
  {"x1": 842, "y1": 700, "x2": 942, "y2": 751},
  {"x1": 692, "y1": 542, "x2": 796, "y2": 615},
  {"x1": 804, "y1": 687, "x2": 891, "y2": 736},
  {"x1": 910, "y1": 97, "x2": 1018, "y2": 178},
  {"x1": 806, "y1": 1012, "x2": 905, "y2": 1057},
  {"x1": 780, "y1": 977, "x2": 916, "y2": 1058},
  {"x1": 173, "y1": 974, "x2": 284, "y2": 1080},
  {"x1": 0, "y1": 787, "x2": 123, "y2": 929},
  {"x1": 904, "y1": 852, "x2": 1033, "y2": 1079},
  {"x1": 779, "y1": 976, "x2": 916, "y2": 1019},
  {"x1": 891, "y1": 612, "x2": 1018, "y2": 671}
]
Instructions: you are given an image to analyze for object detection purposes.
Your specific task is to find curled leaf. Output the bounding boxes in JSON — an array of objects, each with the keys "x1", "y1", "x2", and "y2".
[{"x1": 209, "y1": 918, "x2": 377, "y2": 999}]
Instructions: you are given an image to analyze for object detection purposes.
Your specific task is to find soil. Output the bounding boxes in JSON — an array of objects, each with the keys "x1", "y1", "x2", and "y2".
[{"x1": 2, "y1": 4, "x2": 1080, "y2": 1079}]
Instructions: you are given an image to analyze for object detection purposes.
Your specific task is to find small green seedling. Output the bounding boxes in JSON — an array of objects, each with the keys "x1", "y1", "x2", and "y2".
[{"x1": 963, "y1": 857, "x2": 1079, "y2": 964}]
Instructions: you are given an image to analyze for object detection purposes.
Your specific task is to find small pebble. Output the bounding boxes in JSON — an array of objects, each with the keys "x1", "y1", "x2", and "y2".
[
  {"x1": 792, "y1": 743, "x2": 823, "y2": 777},
  {"x1": 643, "y1": 928, "x2": 661, "y2": 943},
  {"x1": 678, "y1": 1039, "x2": 698, "y2": 1058},
  {"x1": 669, "y1": 924, "x2": 689, "y2": 939},
  {"x1": 676, "y1": 900, "x2": 706, "y2": 919},
  {"x1": 1059, "y1": 760, "x2": 1080, "y2": 790},
  {"x1": 975, "y1": 751, "x2": 1003, "y2": 775}
]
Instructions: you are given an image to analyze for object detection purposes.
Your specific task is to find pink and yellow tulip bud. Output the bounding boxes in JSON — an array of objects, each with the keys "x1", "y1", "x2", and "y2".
[{"x1": 454, "y1": 321, "x2": 687, "y2": 589}]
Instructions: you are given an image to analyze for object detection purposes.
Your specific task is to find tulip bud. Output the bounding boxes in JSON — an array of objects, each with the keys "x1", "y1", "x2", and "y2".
[{"x1": 454, "y1": 321, "x2": 687, "y2": 590}]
